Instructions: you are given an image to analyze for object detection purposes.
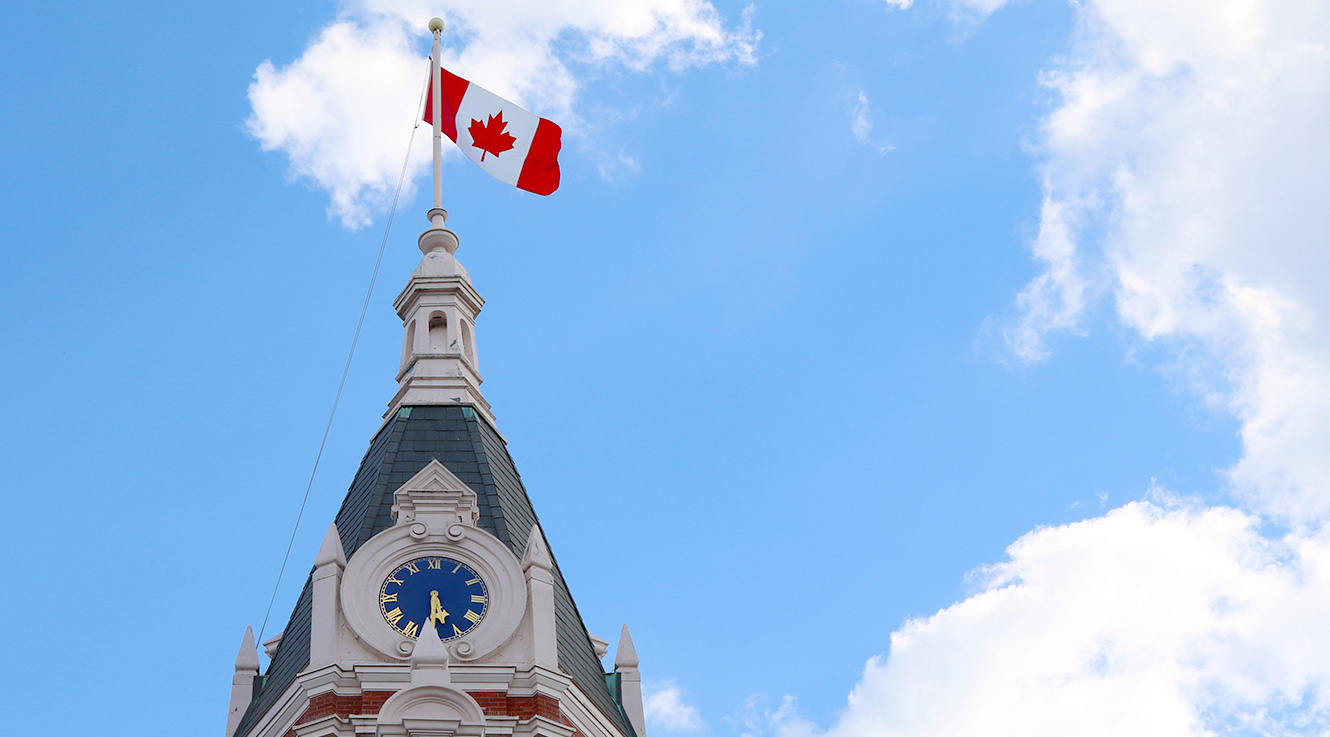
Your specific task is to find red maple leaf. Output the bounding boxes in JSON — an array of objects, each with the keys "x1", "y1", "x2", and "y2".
[{"x1": 468, "y1": 112, "x2": 517, "y2": 162}]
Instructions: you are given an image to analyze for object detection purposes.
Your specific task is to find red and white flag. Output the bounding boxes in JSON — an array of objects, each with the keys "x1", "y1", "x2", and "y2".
[{"x1": 424, "y1": 68, "x2": 562, "y2": 196}]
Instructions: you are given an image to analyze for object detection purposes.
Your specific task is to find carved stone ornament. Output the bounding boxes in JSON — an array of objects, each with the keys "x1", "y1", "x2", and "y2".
[
  {"x1": 340, "y1": 460, "x2": 527, "y2": 662},
  {"x1": 375, "y1": 685, "x2": 487, "y2": 737}
]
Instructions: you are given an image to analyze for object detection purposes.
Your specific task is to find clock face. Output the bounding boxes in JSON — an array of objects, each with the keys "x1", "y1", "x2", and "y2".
[{"x1": 379, "y1": 556, "x2": 489, "y2": 641}]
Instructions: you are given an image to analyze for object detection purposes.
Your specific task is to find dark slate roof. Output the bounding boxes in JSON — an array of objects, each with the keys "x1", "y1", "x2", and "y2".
[{"x1": 234, "y1": 405, "x2": 632, "y2": 737}]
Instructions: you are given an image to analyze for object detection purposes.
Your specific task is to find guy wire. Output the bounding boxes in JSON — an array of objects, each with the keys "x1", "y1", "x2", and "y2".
[{"x1": 256, "y1": 58, "x2": 435, "y2": 650}]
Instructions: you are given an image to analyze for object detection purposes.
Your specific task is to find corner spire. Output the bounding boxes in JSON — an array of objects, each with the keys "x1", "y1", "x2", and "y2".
[
  {"x1": 314, "y1": 522, "x2": 347, "y2": 568},
  {"x1": 235, "y1": 626, "x2": 259, "y2": 672},
  {"x1": 227, "y1": 626, "x2": 260, "y2": 737},
  {"x1": 615, "y1": 625, "x2": 646, "y2": 737},
  {"x1": 523, "y1": 523, "x2": 558, "y2": 668},
  {"x1": 234, "y1": 622, "x2": 259, "y2": 667},
  {"x1": 521, "y1": 524, "x2": 553, "y2": 572},
  {"x1": 615, "y1": 624, "x2": 639, "y2": 670}
]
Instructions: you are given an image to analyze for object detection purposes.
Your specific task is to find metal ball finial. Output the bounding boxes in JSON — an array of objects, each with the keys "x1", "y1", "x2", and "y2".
[{"x1": 429, "y1": 17, "x2": 445, "y2": 32}]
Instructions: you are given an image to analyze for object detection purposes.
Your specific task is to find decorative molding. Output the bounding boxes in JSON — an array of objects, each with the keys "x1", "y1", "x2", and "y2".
[
  {"x1": 559, "y1": 681, "x2": 632, "y2": 737},
  {"x1": 292, "y1": 713, "x2": 351, "y2": 737},
  {"x1": 386, "y1": 248, "x2": 493, "y2": 423},
  {"x1": 376, "y1": 685, "x2": 487, "y2": 737},
  {"x1": 391, "y1": 461, "x2": 480, "y2": 530},
  {"x1": 341, "y1": 463, "x2": 526, "y2": 663},
  {"x1": 240, "y1": 678, "x2": 306, "y2": 737}
]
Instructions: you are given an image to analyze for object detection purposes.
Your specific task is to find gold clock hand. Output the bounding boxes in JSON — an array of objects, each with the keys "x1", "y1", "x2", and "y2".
[{"x1": 429, "y1": 590, "x2": 450, "y2": 625}]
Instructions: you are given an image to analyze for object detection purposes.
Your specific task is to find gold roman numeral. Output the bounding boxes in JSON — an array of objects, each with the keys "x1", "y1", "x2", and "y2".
[
  {"x1": 463, "y1": 610, "x2": 482, "y2": 624},
  {"x1": 402, "y1": 621, "x2": 419, "y2": 637},
  {"x1": 471, "y1": 594, "x2": 487, "y2": 604},
  {"x1": 452, "y1": 624, "x2": 463, "y2": 637},
  {"x1": 380, "y1": 592, "x2": 398, "y2": 603},
  {"x1": 427, "y1": 558, "x2": 442, "y2": 569},
  {"x1": 384, "y1": 607, "x2": 404, "y2": 626},
  {"x1": 452, "y1": 562, "x2": 462, "y2": 573},
  {"x1": 405, "y1": 561, "x2": 419, "y2": 574},
  {"x1": 386, "y1": 575, "x2": 404, "y2": 586},
  {"x1": 465, "y1": 578, "x2": 480, "y2": 586}
]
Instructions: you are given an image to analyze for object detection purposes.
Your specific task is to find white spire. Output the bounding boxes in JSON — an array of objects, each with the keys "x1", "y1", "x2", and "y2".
[
  {"x1": 615, "y1": 624, "x2": 646, "y2": 737},
  {"x1": 235, "y1": 626, "x2": 259, "y2": 672},
  {"x1": 615, "y1": 624, "x2": 639, "y2": 670},
  {"x1": 522, "y1": 523, "x2": 558, "y2": 668},
  {"x1": 386, "y1": 17, "x2": 487, "y2": 422},
  {"x1": 521, "y1": 524, "x2": 553, "y2": 572},
  {"x1": 314, "y1": 522, "x2": 347, "y2": 569},
  {"x1": 227, "y1": 627, "x2": 260, "y2": 737},
  {"x1": 387, "y1": 223, "x2": 489, "y2": 422},
  {"x1": 310, "y1": 522, "x2": 346, "y2": 669}
]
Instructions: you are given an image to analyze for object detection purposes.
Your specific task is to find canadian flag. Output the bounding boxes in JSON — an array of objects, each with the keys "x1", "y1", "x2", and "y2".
[{"x1": 424, "y1": 68, "x2": 562, "y2": 195}]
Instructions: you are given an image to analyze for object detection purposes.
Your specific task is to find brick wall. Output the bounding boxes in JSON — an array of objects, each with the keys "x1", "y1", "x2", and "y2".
[
  {"x1": 293, "y1": 690, "x2": 397, "y2": 724},
  {"x1": 290, "y1": 689, "x2": 582, "y2": 734}
]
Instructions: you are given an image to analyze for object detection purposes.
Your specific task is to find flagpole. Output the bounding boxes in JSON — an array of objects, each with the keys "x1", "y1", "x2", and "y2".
[
  {"x1": 429, "y1": 17, "x2": 445, "y2": 226},
  {"x1": 420, "y1": 18, "x2": 458, "y2": 255}
]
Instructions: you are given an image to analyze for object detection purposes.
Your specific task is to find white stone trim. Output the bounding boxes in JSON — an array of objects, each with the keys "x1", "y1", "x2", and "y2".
[
  {"x1": 300, "y1": 664, "x2": 363, "y2": 699},
  {"x1": 294, "y1": 714, "x2": 353, "y2": 737},
  {"x1": 386, "y1": 249, "x2": 494, "y2": 424},
  {"x1": 559, "y1": 681, "x2": 633, "y2": 737},
  {"x1": 375, "y1": 685, "x2": 488, "y2": 737},
  {"x1": 613, "y1": 627, "x2": 643, "y2": 737},
  {"x1": 353, "y1": 664, "x2": 413, "y2": 692},
  {"x1": 243, "y1": 679, "x2": 307, "y2": 737},
  {"x1": 341, "y1": 464, "x2": 526, "y2": 664}
]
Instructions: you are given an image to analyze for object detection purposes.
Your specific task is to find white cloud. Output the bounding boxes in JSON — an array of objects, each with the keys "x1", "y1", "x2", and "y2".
[
  {"x1": 849, "y1": 91, "x2": 894, "y2": 155},
  {"x1": 883, "y1": 0, "x2": 914, "y2": 10},
  {"x1": 646, "y1": 680, "x2": 704, "y2": 732},
  {"x1": 733, "y1": 696, "x2": 821, "y2": 737},
  {"x1": 826, "y1": 499, "x2": 1330, "y2": 736},
  {"x1": 248, "y1": 21, "x2": 429, "y2": 229},
  {"x1": 769, "y1": 0, "x2": 1330, "y2": 734},
  {"x1": 247, "y1": 1, "x2": 760, "y2": 227},
  {"x1": 1008, "y1": 0, "x2": 1330, "y2": 523}
]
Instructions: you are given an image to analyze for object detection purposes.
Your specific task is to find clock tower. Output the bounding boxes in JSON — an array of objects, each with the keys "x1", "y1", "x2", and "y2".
[{"x1": 224, "y1": 210, "x2": 646, "y2": 737}]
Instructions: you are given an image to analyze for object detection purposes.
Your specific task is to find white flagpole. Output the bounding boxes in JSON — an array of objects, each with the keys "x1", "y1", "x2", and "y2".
[
  {"x1": 429, "y1": 18, "x2": 445, "y2": 224},
  {"x1": 419, "y1": 17, "x2": 458, "y2": 255}
]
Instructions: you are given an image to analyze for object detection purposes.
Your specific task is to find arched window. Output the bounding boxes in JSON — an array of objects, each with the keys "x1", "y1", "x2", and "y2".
[
  {"x1": 428, "y1": 313, "x2": 448, "y2": 352},
  {"x1": 401, "y1": 319, "x2": 416, "y2": 367},
  {"x1": 462, "y1": 321, "x2": 476, "y2": 365}
]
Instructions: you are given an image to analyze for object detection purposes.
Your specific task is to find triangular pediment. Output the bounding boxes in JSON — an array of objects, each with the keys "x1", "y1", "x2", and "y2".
[
  {"x1": 391, "y1": 458, "x2": 480, "y2": 527},
  {"x1": 398, "y1": 459, "x2": 472, "y2": 494}
]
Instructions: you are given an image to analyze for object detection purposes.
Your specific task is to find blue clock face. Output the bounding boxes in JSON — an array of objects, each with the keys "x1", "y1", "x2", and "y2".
[{"x1": 379, "y1": 556, "x2": 489, "y2": 641}]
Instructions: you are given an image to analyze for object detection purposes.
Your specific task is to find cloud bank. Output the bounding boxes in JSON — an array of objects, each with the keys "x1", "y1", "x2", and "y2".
[
  {"x1": 830, "y1": 501, "x2": 1330, "y2": 736},
  {"x1": 247, "y1": 1, "x2": 759, "y2": 227},
  {"x1": 1009, "y1": 0, "x2": 1330, "y2": 523},
  {"x1": 646, "y1": 680, "x2": 705, "y2": 733},
  {"x1": 811, "y1": 0, "x2": 1330, "y2": 735}
]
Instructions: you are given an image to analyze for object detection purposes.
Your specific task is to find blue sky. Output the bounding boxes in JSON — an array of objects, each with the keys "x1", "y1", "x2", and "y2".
[{"x1": 4, "y1": 0, "x2": 1330, "y2": 735}]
